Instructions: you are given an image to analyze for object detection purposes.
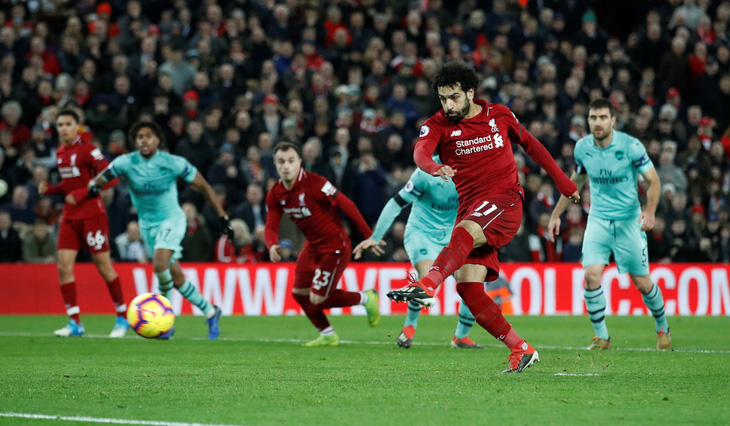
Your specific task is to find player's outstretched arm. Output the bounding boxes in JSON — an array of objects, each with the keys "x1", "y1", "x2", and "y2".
[
  {"x1": 332, "y1": 192, "x2": 373, "y2": 240},
  {"x1": 639, "y1": 167, "x2": 661, "y2": 231},
  {"x1": 547, "y1": 172, "x2": 587, "y2": 242},
  {"x1": 189, "y1": 171, "x2": 233, "y2": 240},
  {"x1": 354, "y1": 195, "x2": 409, "y2": 259},
  {"x1": 87, "y1": 165, "x2": 117, "y2": 197},
  {"x1": 514, "y1": 123, "x2": 578, "y2": 198}
]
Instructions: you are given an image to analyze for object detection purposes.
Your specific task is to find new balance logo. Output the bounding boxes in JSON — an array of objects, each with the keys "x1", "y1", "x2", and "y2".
[{"x1": 450, "y1": 130, "x2": 462, "y2": 137}]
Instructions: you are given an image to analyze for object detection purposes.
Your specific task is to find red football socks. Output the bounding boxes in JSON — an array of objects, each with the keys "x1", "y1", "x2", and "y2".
[
  {"x1": 105, "y1": 277, "x2": 126, "y2": 317},
  {"x1": 60, "y1": 282, "x2": 80, "y2": 323},
  {"x1": 421, "y1": 227, "x2": 475, "y2": 290},
  {"x1": 317, "y1": 290, "x2": 361, "y2": 309},
  {"x1": 293, "y1": 293, "x2": 331, "y2": 331},
  {"x1": 456, "y1": 281, "x2": 522, "y2": 349}
]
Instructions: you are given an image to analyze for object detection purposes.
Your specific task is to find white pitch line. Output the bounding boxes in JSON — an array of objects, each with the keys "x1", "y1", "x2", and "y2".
[
  {"x1": 0, "y1": 412, "x2": 243, "y2": 426},
  {"x1": 1, "y1": 332, "x2": 729, "y2": 354},
  {"x1": 553, "y1": 373, "x2": 601, "y2": 376}
]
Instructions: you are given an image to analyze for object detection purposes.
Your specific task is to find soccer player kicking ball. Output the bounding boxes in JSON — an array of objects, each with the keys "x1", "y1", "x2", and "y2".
[
  {"x1": 353, "y1": 156, "x2": 483, "y2": 350},
  {"x1": 547, "y1": 99, "x2": 671, "y2": 350},
  {"x1": 387, "y1": 61, "x2": 580, "y2": 373},
  {"x1": 265, "y1": 142, "x2": 380, "y2": 347},
  {"x1": 39, "y1": 109, "x2": 128, "y2": 338},
  {"x1": 89, "y1": 121, "x2": 230, "y2": 339}
]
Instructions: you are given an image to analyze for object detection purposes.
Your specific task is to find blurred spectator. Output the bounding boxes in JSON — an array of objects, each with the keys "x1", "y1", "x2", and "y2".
[
  {"x1": 562, "y1": 227, "x2": 584, "y2": 263},
  {"x1": 1, "y1": 185, "x2": 36, "y2": 227},
  {"x1": 21, "y1": 221, "x2": 56, "y2": 263},
  {"x1": 232, "y1": 183, "x2": 266, "y2": 235},
  {"x1": 0, "y1": 210, "x2": 21, "y2": 262},
  {"x1": 114, "y1": 221, "x2": 147, "y2": 263},
  {"x1": 181, "y1": 202, "x2": 212, "y2": 262},
  {"x1": 647, "y1": 216, "x2": 673, "y2": 263},
  {"x1": 0, "y1": 0, "x2": 726, "y2": 265},
  {"x1": 215, "y1": 218, "x2": 255, "y2": 263},
  {"x1": 207, "y1": 143, "x2": 247, "y2": 206},
  {"x1": 0, "y1": 101, "x2": 30, "y2": 147}
]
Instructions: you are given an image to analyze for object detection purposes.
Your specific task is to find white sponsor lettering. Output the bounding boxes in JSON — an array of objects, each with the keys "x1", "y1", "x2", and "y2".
[
  {"x1": 711, "y1": 268, "x2": 730, "y2": 315},
  {"x1": 124, "y1": 264, "x2": 729, "y2": 317},
  {"x1": 283, "y1": 207, "x2": 311, "y2": 218},
  {"x1": 58, "y1": 166, "x2": 81, "y2": 178},
  {"x1": 678, "y1": 267, "x2": 709, "y2": 316},
  {"x1": 510, "y1": 267, "x2": 543, "y2": 315},
  {"x1": 450, "y1": 130, "x2": 462, "y2": 137}
]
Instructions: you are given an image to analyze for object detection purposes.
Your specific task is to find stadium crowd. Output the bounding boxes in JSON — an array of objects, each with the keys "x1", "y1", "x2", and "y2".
[{"x1": 0, "y1": 0, "x2": 729, "y2": 265}]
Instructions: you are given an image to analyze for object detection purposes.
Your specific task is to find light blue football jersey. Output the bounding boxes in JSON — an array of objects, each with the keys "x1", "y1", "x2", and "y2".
[
  {"x1": 399, "y1": 168, "x2": 459, "y2": 238},
  {"x1": 574, "y1": 130, "x2": 654, "y2": 220},
  {"x1": 108, "y1": 151, "x2": 197, "y2": 226}
]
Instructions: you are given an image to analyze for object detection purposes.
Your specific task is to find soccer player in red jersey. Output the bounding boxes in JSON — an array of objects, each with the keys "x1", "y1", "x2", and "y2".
[
  {"x1": 387, "y1": 61, "x2": 580, "y2": 373},
  {"x1": 265, "y1": 142, "x2": 380, "y2": 346},
  {"x1": 38, "y1": 109, "x2": 128, "y2": 338}
]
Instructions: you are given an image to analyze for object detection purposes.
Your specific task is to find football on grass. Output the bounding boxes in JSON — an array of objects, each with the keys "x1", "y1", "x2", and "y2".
[{"x1": 127, "y1": 293, "x2": 175, "y2": 339}]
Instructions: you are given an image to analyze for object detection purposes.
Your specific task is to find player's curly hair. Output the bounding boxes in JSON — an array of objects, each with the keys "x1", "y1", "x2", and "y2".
[
  {"x1": 129, "y1": 120, "x2": 166, "y2": 145},
  {"x1": 430, "y1": 61, "x2": 480, "y2": 94}
]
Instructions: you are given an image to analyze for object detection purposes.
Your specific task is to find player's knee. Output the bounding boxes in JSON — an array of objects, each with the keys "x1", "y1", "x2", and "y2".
[
  {"x1": 152, "y1": 260, "x2": 167, "y2": 273},
  {"x1": 584, "y1": 271, "x2": 602, "y2": 289},
  {"x1": 57, "y1": 260, "x2": 74, "y2": 278},
  {"x1": 309, "y1": 293, "x2": 327, "y2": 305}
]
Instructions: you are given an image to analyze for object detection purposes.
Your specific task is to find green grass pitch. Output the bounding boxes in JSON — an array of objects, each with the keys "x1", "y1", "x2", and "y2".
[{"x1": 1, "y1": 315, "x2": 728, "y2": 425}]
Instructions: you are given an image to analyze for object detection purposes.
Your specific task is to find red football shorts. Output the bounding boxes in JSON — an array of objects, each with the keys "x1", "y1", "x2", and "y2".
[
  {"x1": 293, "y1": 243, "x2": 350, "y2": 297},
  {"x1": 57, "y1": 214, "x2": 111, "y2": 254},
  {"x1": 458, "y1": 194, "x2": 523, "y2": 281}
]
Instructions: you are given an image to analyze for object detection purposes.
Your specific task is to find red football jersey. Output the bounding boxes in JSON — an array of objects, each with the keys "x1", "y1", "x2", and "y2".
[
  {"x1": 416, "y1": 99, "x2": 576, "y2": 217},
  {"x1": 265, "y1": 169, "x2": 370, "y2": 254},
  {"x1": 47, "y1": 135, "x2": 109, "y2": 219}
]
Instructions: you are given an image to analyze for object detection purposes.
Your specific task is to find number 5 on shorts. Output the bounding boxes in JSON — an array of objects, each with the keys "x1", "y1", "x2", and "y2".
[{"x1": 86, "y1": 230, "x2": 106, "y2": 248}]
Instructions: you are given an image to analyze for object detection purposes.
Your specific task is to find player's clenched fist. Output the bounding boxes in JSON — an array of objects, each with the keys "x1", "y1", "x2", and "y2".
[
  {"x1": 269, "y1": 244, "x2": 281, "y2": 262},
  {"x1": 38, "y1": 181, "x2": 49, "y2": 195}
]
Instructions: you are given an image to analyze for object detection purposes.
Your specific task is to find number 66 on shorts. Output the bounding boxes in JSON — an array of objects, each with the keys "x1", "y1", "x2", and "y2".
[{"x1": 57, "y1": 214, "x2": 111, "y2": 254}]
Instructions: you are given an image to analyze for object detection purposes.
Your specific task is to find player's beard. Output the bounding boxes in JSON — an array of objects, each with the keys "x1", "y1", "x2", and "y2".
[{"x1": 446, "y1": 102, "x2": 470, "y2": 123}]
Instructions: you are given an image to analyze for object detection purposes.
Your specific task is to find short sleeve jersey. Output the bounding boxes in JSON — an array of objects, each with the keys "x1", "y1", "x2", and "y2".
[
  {"x1": 399, "y1": 167, "x2": 459, "y2": 235},
  {"x1": 55, "y1": 136, "x2": 109, "y2": 219},
  {"x1": 418, "y1": 99, "x2": 524, "y2": 215},
  {"x1": 108, "y1": 151, "x2": 197, "y2": 227},
  {"x1": 265, "y1": 168, "x2": 350, "y2": 253},
  {"x1": 574, "y1": 130, "x2": 654, "y2": 220}
]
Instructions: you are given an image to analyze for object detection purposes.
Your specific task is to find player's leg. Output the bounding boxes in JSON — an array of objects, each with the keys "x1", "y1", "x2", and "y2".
[
  {"x1": 616, "y1": 220, "x2": 671, "y2": 349},
  {"x1": 582, "y1": 216, "x2": 614, "y2": 349},
  {"x1": 584, "y1": 264, "x2": 610, "y2": 348},
  {"x1": 389, "y1": 197, "x2": 517, "y2": 304},
  {"x1": 87, "y1": 215, "x2": 128, "y2": 337},
  {"x1": 451, "y1": 298, "x2": 483, "y2": 349},
  {"x1": 169, "y1": 260, "x2": 221, "y2": 339},
  {"x1": 310, "y1": 250, "x2": 379, "y2": 326},
  {"x1": 455, "y1": 263, "x2": 537, "y2": 373},
  {"x1": 91, "y1": 251, "x2": 129, "y2": 337},
  {"x1": 54, "y1": 217, "x2": 84, "y2": 337},
  {"x1": 55, "y1": 248, "x2": 85, "y2": 337},
  {"x1": 312, "y1": 255, "x2": 380, "y2": 328},
  {"x1": 292, "y1": 247, "x2": 337, "y2": 346}
]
